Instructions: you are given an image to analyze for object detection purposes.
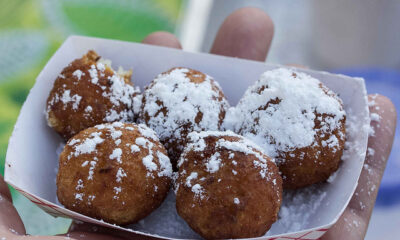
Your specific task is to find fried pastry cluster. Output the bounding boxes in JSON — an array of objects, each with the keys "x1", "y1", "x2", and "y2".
[{"x1": 47, "y1": 51, "x2": 345, "y2": 239}]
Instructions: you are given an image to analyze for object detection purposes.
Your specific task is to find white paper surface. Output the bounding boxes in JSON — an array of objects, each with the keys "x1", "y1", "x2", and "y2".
[{"x1": 4, "y1": 35, "x2": 370, "y2": 239}]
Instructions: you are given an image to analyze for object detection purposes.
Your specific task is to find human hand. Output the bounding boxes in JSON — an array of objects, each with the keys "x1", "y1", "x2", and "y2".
[{"x1": 0, "y1": 7, "x2": 396, "y2": 240}]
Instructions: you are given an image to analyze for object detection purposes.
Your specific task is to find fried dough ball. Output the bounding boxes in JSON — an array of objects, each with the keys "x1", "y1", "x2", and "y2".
[
  {"x1": 139, "y1": 67, "x2": 230, "y2": 169},
  {"x1": 57, "y1": 122, "x2": 172, "y2": 225},
  {"x1": 46, "y1": 50, "x2": 140, "y2": 140},
  {"x1": 176, "y1": 131, "x2": 282, "y2": 239},
  {"x1": 227, "y1": 68, "x2": 346, "y2": 189}
]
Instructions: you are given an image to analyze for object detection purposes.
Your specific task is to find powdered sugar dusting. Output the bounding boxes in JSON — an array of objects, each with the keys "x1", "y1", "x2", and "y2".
[
  {"x1": 87, "y1": 160, "x2": 97, "y2": 180},
  {"x1": 140, "y1": 67, "x2": 229, "y2": 149},
  {"x1": 157, "y1": 151, "x2": 173, "y2": 177},
  {"x1": 370, "y1": 113, "x2": 380, "y2": 122},
  {"x1": 46, "y1": 53, "x2": 140, "y2": 133},
  {"x1": 191, "y1": 184, "x2": 205, "y2": 199},
  {"x1": 205, "y1": 152, "x2": 222, "y2": 173},
  {"x1": 185, "y1": 172, "x2": 198, "y2": 187},
  {"x1": 102, "y1": 72, "x2": 139, "y2": 122},
  {"x1": 131, "y1": 144, "x2": 140, "y2": 153},
  {"x1": 176, "y1": 131, "x2": 279, "y2": 206},
  {"x1": 138, "y1": 123, "x2": 159, "y2": 141},
  {"x1": 71, "y1": 132, "x2": 104, "y2": 157},
  {"x1": 179, "y1": 131, "x2": 272, "y2": 180},
  {"x1": 143, "y1": 155, "x2": 157, "y2": 172},
  {"x1": 60, "y1": 90, "x2": 82, "y2": 110},
  {"x1": 267, "y1": 186, "x2": 327, "y2": 235},
  {"x1": 116, "y1": 168, "x2": 127, "y2": 183},
  {"x1": 62, "y1": 122, "x2": 173, "y2": 206},
  {"x1": 73, "y1": 69, "x2": 84, "y2": 80},
  {"x1": 226, "y1": 68, "x2": 345, "y2": 158},
  {"x1": 129, "y1": 191, "x2": 200, "y2": 239},
  {"x1": 109, "y1": 148, "x2": 122, "y2": 163}
]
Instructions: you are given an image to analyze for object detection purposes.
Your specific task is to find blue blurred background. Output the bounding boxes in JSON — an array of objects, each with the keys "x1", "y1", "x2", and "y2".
[{"x1": 0, "y1": 0, "x2": 398, "y2": 239}]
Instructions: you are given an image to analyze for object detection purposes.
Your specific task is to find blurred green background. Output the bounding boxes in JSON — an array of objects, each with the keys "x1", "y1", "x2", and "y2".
[{"x1": 0, "y1": 0, "x2": 183, "y2": 235}]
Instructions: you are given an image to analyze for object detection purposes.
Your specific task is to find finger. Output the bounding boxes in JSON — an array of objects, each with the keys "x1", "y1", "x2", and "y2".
[
  {"x1": 0, "y1": 174, "x2": 11, "y2": 202},
  {"x1": 142, "y1": 31, "x2": 182, "y2": 49},
  {"x1": 0, "y1": 175, "x2": 26, "y2": 236},
  {"x1": 59, "y1": 231, "x2": 125, "y2": 240},
  {"x1": 322, "y1": 94, "x2": 397, "y2": 240},
  {"x1": 68, "y1": 221, "x2": 156, "y2": 240},
  {"x1": 286, "y1": 63, "x2": 308, "y2": 69},
  {"x1": 210, "y1": 7, "x2": 274, "y2": 62},
  {"x1": 348, "y1": 95, "x2": 397, "y2": 217}
]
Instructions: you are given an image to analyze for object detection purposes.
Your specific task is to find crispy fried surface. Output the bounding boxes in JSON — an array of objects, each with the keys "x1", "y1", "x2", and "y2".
[
  {"x1": 46, "y1": 50, "x2": 137, "y2": 140},
  {"x1": 235, "y1": 69, "x2": 346, "y2": 189},
  {"x1": 277, "y1": 113, "x2": 346, "y2": 189},
  {"x1": 176, "y1": 132, "x2": 282, "y2": 239},
  {"x1": 57, "y1": 122, "x2": 171, "y2": 225}
]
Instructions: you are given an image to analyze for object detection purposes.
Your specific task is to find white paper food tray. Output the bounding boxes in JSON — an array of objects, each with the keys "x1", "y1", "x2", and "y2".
[{"x1": 4, "y1": 36, "x2": 370, "y2": 240}]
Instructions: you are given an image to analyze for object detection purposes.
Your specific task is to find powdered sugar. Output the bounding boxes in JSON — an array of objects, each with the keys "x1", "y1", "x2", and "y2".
[
  {"x1": 185, "y1": 172, "x2": 198, "y2": 187},
  {"x1": 111, "y1": 130, "x2": 122, "y2": 139},
  {"x1": 114, "y1": 186, "x2": 122, "y2": 195},
  {"x1": 62, "y1": 122, "x2": 173, "y2": 207},
  {"x1": 72, "y1": 69, "x2": 84, "y2": 80},
  {"x1": 226, "y1": 68, "x2": 346, "y2": 158},
  {"x1": 177, "y1": 130, "x2": 279, "y2": 207},
  {"x1": 267, "y1": 186, "x2": 327, "y2": 235},
  {"x1": 143, "y1": 155, "x2": 157, "y2": 172},
  {"x1": 75, "y1": 193, "x2": 84, "y2": 201},
  {"x1": 88, "y1": 65, "x2": 99, "y2": 84},
  {"x1": 99, "y1": 61, "x2": 138, "y2": 120},
  {"x1": 157, "y1": 151, "x2": 173, "y2": 177},
  {"x1": 129, "y1": 191, "x2": 200, "y2": 239},
  {"x1": 71, "y1": 132, "x2": 104, "y2": 157},
  {"x1": 367, "y1": 147, "x2": 375, "y2": 156},
  {"x1": 109, "y1": 148, "x2": 122, "y2": 163},
  {"x1": 140, "y1": 67, "x2": 229, "y2": 148},
  {"x1": 60, "y1": 90, "x2": 82, "y2": 110},
  {"x1": 135, "y1": 137, "x2": 147, "y2": 147},
  {"x1": 138, "y1": 123, "x2": 159, "y2": 141},
  {"x1": 116, "y1": 168, "x2": 127, "y2": 183},
  {"x1": 179, "y1": 131, "x2": 273, "y2": 180},
  {"x1": 75, "y1": 179, "x2": 84, "y2": 190},
  {"x1": 370, "y1": 113, "x2": 381, "y2": 122},
  {"x1": 130, "y1": 144, "x2": 140, "y2": 153},
  {"x1": 205, "y1": 152, "x2": 222, "y2": 173},
  {"x1": 102, "y1": 71, "x2": 139, "y2": 122},
  {"x1": 88, "y1": 160, "x2": 97, "y2": 180},
  {"x1": 85, "y1": 106, "x2": 92, "y2": 113},
  {"x1": 112, "y1": 124, "x2": 173, "y2": 179},
  {"x1": 191, "y1": 184, "x2": 205, "y2": 199}
]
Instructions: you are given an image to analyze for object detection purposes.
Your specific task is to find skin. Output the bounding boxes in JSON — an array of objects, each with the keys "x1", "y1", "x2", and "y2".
[{"x1": 0, "y1": 7, "x2": 397, "y2": 240}]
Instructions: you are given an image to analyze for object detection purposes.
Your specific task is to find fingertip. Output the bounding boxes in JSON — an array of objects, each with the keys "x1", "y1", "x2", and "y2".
[
  {"x1": 142, "y1": 31, "x2": 182, "y2": 49},
  {"x1": 368, "y1": 94, "x2": 397, "y2": 130},
  {"x1": 211, "y1": 7, "x2": 274, "y2": 61},
  {"x1": 0, "y1": 175, "x2": 12, "y2": 202},
  {"x1": 367, "y1": 94, "x2": 397, "y2": 171},
  {"x1": 0, "y1": 175, "x2": 26, "y2": 236},
  {"x1": 369, "y1": 94, "x2": 397, "y2": 115}
]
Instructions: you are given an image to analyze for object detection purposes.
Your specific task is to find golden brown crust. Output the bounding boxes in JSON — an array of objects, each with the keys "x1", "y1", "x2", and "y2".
[
  {"x1": 273, "y1": 85, "x2": 346, "y2": 189},
  {"x1": 278, "y1": 114, "x2": 346, "y2": 189},
  {"x1": 57, "y1": 122, "x2": 172, "y2": 225},
  {"x1": 46, "y1": 50, "x2": 138, "y2": 140},
  {"x1": 176, "y1": 131, "x2": 282, "y2": 239},
  {"x1": 234, "y1": 69, "x2": 346, "y2": 189}
]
